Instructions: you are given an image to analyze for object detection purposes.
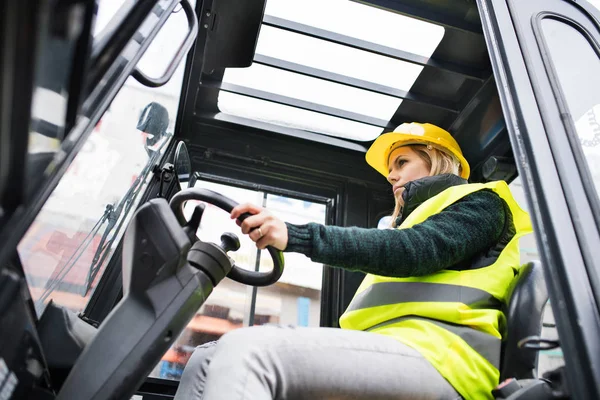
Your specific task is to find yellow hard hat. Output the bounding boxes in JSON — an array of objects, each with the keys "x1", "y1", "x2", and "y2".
[{"x1": 365, "y1": 122, "x2": 470, "y2": 179}]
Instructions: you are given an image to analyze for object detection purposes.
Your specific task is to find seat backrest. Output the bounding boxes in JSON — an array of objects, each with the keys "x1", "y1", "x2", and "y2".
[{"x1": 500, "y1": 261, "x2": 549, "y2": 381}]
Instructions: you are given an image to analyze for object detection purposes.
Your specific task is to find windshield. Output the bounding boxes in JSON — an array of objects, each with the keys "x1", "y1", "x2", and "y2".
[{"x1": 17, "y1": 1, "x2": 193, "y2": 317}]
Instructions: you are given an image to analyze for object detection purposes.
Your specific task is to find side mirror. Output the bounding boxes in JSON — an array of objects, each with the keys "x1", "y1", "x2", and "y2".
[{"x1": 137, "y1": 102, "x2": 170, "y2": 156}]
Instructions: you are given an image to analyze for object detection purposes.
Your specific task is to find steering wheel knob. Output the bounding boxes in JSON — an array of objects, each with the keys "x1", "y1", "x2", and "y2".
[{"x1": 220, "y1": 232, "x2": 241, "y2": 253}]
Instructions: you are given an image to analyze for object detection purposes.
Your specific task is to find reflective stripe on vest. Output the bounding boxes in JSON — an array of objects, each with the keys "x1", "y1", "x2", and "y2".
[
  {"x1": 367, "y1": 316, "x2": 502, "y2": 368},
  {"x1": 339, "y1": 181, "x2": 533, "y2": 400},
  {"x1": 345, "y1": 281, "x2": 503, "y2": 313}
]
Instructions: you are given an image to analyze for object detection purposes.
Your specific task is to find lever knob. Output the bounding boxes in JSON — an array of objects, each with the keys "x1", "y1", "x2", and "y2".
[{"x1": 220, "y1": 232, "x2": 241, "y2": 253}]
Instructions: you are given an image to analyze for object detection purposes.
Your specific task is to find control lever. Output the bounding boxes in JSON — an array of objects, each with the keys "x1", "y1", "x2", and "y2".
[{"x1": 187, "y1": 232, "x2": 241, "y2": 285}]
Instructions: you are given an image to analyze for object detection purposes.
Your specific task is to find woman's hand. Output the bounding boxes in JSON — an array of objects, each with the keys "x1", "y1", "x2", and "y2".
[{"x1": 230, "y1": 203, "x2": 288, "y2": 251}]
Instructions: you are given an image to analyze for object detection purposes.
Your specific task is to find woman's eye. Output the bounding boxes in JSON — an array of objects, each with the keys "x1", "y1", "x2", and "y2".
[{"x1": 396, "y1": 159, "x2": 406, "y2": 167}]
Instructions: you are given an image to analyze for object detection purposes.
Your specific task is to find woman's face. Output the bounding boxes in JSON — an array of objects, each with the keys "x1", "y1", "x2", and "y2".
[{"x1": 386, "y1": 146, "x2": 431, "y2": 201}]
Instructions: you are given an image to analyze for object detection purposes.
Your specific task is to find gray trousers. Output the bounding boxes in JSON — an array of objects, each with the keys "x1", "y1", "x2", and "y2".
[{"x1": 173, "y1": 325, "x2": 461, "y2": 400}]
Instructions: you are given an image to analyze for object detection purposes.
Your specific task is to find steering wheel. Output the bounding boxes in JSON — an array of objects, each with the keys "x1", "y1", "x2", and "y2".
[{"x1": 169, "y1": 188, "x2": 285, "y2": 286}]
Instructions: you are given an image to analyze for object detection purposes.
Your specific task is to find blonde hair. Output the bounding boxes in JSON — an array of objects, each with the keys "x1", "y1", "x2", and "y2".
[{"x1": 389, "y1": 144, "x2": 461, "y2": 228}]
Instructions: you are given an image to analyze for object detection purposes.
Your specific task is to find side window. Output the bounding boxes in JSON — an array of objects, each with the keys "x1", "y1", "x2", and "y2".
[
  {"x1": 17, "y1": 1, "x2": 193, "y2": 317},
  {"x1": 150, "y1": 181, "x2": 328, "y2": 380},
  {"x1": 539, "y1": 17, "x2": 600, "y2": 206},
  {"x1": 537, "y1": 23, "x2": 600, "y2": 366},
  {"x1": 509, "y1": 178, "x2": 564, "y2": 374}
]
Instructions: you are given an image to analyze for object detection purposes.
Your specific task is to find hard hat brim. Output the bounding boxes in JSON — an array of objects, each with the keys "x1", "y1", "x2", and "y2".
[{"x1": 366, "y1": 132, "x2": 471, "y2": 179}]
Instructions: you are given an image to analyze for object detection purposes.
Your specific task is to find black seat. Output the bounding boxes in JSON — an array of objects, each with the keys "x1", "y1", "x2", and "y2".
[{"x1": 500, "y1": 261, "x2": 549, "y2": 381}]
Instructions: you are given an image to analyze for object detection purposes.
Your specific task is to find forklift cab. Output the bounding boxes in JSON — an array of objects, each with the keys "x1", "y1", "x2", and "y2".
[{"x1": 1, "y1": 0, "x2": 600, "y2": 399}]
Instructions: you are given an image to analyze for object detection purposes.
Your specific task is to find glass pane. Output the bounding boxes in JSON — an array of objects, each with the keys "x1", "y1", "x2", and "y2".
[
  {"x1": 18, "y1": 5, "x2": 191, "y2": 317},
  {"x1": 253, "y1": 195, "x2": 327, "y2": 327},
  {"x1": 257, "y1": 26, "x2": 426, "y2": 93},
  {"x1": 132, "y1": 0, "x2": 194, "y2": 99},
  {"x1": 541, "y1": 18, "x2": 600, "y2": 201},
  {"x1": 94, "y1": 0, "x2": 194, "y2": 101},
  {"x1": 218, "y1": 92, "x2": 383, "y2": 141},
  {"x1": 223, "y1": 64, "x2": 400, "y2": 120},
  {"x1": 19, "y1": 91, "x2": 173, "y2": 316},
  {"x1": 150, "y1": 181, "x2": 262, "y2": 380},
  {"x1": 264, "y1": 0, "x2": 445, "y2": 57}
]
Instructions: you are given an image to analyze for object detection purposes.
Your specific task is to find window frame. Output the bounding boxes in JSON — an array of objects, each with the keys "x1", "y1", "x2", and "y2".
[
  {"x1": 173, "y1": 172, "x2": 336, "y2": 330},
  {"x1": 0, "y1": 0, "x2": 188, "y2": 274},
  {"x1": 84, "y1": 171, "x2": 337, "y2": 327},
  {"x1": 532, "y1": 12, "x2": 600, "y2": 232},
  {"x1": 82, "y1": 138, "x2": 180, "y2": 324},
  {"x1": 479, "y1": 0, "x2": 600, "y2": 397}
]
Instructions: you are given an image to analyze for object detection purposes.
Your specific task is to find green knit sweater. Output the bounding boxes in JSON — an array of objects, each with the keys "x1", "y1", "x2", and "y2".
[{"x1": 284, "y1": 184, "x2": 507, "y2": 278}]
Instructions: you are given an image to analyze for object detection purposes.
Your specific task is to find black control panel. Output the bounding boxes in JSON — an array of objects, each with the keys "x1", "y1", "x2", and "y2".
[{"x1": 0, "y1": 268, "x2": 51, "y2": 399}]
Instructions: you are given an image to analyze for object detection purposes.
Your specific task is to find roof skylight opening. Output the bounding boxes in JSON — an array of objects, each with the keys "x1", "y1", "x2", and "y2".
[
  {"x1": 222, "y1": 64, "x2": 400, "y2": 120},
  {"x1": 217, "y1": 0, "x2": 445, "y2": 141},
  {"x1": 254, "y1": 26, "x2": 426, "y2": 92},
  {"x1": 264, "y1": 0, "x2": 445, "y2": 57},
  {"x1": 219, "y1": 92, "x2": 383, "y2": 141}
]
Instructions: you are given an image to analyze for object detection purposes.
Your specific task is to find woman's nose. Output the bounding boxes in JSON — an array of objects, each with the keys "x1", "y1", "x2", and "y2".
[{"x1": 387, "y1": 171, "x2": 398, "y2": 184}]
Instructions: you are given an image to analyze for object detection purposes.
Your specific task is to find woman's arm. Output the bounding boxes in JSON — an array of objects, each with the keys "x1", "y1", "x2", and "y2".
[{"x1": 285, "y1": 190, "x2": 507, "y2": 277}]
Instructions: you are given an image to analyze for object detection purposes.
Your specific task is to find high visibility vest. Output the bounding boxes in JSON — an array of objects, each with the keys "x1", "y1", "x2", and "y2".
[{"x1": 339, "y1": 181, "x2": 532, "y2": 400}]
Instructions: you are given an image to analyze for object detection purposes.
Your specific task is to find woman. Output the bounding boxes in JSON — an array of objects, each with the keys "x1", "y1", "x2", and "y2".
[{"x1": 174, "y1": 122, "x2": 532, "y2": 400}]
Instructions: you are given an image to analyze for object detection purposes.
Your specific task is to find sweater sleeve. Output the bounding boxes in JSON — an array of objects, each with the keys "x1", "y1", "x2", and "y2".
[{"x1": 284, "y1": 190, "x2": 506, "y2": 277}]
